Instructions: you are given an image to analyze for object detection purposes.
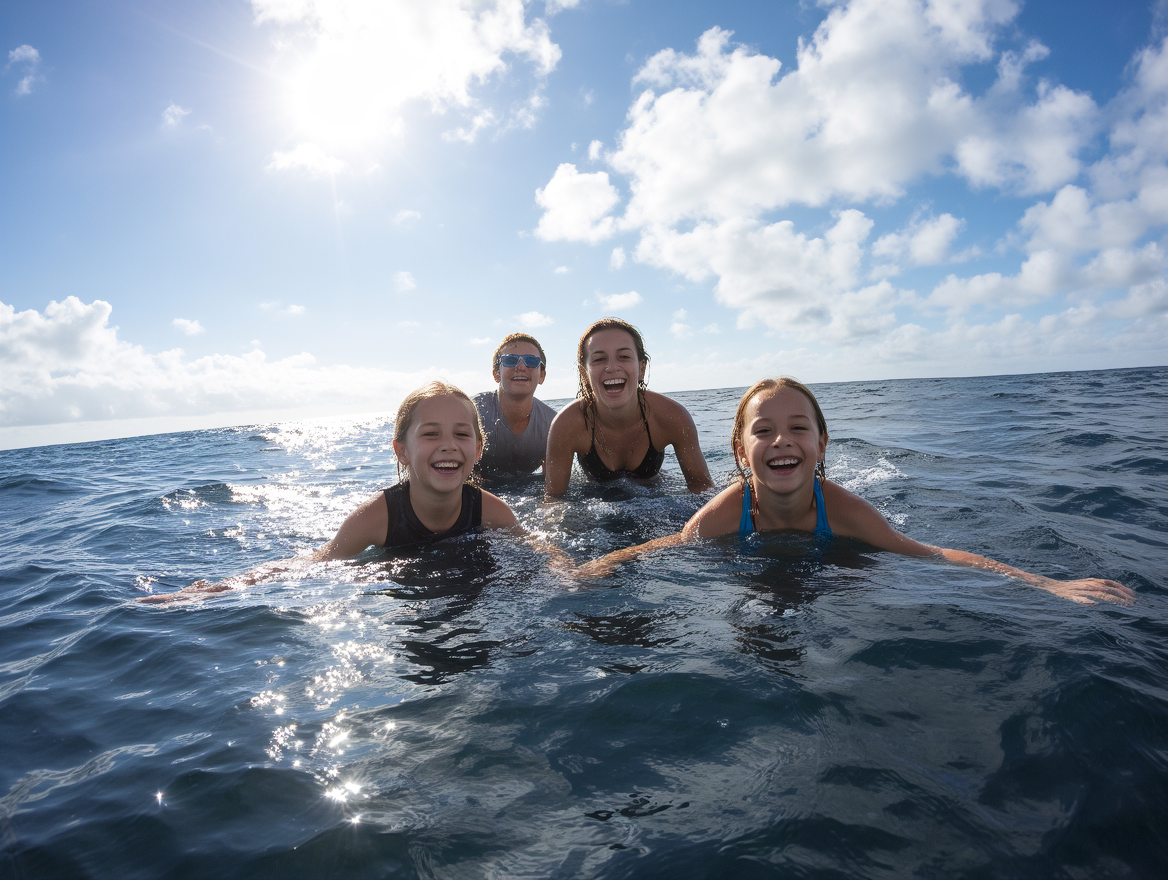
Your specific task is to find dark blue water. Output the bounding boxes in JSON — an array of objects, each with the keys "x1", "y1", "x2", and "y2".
[{"x1": 2, "y1": 367, "x2": 1166, "y2": 879}]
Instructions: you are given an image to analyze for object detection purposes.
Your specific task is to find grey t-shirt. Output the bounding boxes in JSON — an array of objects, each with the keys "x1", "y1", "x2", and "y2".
[{"x1": 474, "y1": 390, "x2": 556, "y2": 478}]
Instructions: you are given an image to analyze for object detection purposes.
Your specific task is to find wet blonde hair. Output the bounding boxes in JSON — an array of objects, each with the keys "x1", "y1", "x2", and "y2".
[
  {"x1": 731, "y1": 378, "x2": 829, "y2": 484},
  {"x1": 392, "y1": 381, "x2": 484, "y2": 483},
  {"x1": 575, "y1": 317, "x2": 649, "y2": 429}
]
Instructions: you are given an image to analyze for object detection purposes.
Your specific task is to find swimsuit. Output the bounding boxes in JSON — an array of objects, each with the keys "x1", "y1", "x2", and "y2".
[
  {"x1": 576, "y1": 399, "x2": 665, "y2": 482},
  {"x1": 473, "y1": 391, "x2": 556, "y2": 479},
  {"x1": 739, "y1": 476, "x2": 834, "y2": 541},
  {"x1": 383, "y1": 482, "x2": 482, "y2": 549}
]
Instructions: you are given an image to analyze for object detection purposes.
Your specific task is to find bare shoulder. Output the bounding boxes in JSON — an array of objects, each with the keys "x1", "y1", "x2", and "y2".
[
  {"x1": 549, "y1": 400, "x2": 586, "y2": 436},
  {"x1": 644, "y1": 389, "x2": 699, "y2": 438},
  {"x1": 683, "y1": 483, "x2": 742, "y2": 539},
  {"x1": 481, "y1": 489, "x2": 518, "y2": 529},
  {"x1": 820, "y1": 480, "x2": 934, "y2": 555}
]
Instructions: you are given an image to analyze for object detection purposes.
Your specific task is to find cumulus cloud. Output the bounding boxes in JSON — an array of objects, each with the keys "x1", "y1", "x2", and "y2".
[
  {"x1": 393, "y1": 271, "x2": 417, "y2": 292},
  {"x1": 172, "y1": 318, "x2": 204, "y2": 336},
  {"x1": 0, "y1": 297, "x2": 479, "y2": 432},
  {"x1": 251, "y1": 0, "x2": 560, "y2": 148},
  {"x1": 6, "y1": 44, "x2": 41, "y2": 96},
  {"x1": 596, "y1": 290, "x2": 642, "y2": 311},
  {"x1": 531, "y1": 0, "x2": 1167, "y2": 360},
  {"x1": 609, "y1": 247, "x2": 626, "y2": 270},
  {"x1": 517, "y1": 310, "x2": 553, "y2": 328},
  {"x1": 534, "y1": 163, "x2": 619, "y2": 243},
  {"x1": 393, "y1": 209, "x2": 421, "y2": 225}
]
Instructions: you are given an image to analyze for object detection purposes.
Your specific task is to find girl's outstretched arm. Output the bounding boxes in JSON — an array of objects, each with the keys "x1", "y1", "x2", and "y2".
[
  {"x1": 824, "y1": 482, "x2": 1135, "y2": 606},
  {"x1": 136, "y1": 493, "x2": 390, "y2": 604}
]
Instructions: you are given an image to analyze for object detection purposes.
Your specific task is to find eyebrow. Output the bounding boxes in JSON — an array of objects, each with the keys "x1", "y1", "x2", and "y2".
[{"x1": 417, "y1": 421, "x2": 474, "y2": 430}]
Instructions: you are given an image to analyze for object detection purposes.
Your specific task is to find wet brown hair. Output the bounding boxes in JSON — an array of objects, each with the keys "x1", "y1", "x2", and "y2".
[
  {"x1": 492, "y1": 333, "x2": 547, "y2": 374},
  {"x1": 575, "y1": 317, "x2": 649, "y2": 427},
  {"x1": 731, "y1": 378, "x2": 829, "y2": 484},
  {"x1": 392, "y1": 380, "x2": 484, "y2": 483}
]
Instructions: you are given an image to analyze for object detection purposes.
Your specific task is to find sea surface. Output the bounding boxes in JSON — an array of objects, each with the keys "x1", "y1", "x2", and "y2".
[{"x1": 2, "y1": 366, "x2": 1166, "y2": 879}]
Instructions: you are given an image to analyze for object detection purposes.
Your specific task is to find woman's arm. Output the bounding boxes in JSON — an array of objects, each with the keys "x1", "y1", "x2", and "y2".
[
  {"x1": 544, "y1": 404, "x2": 584, "y2": 498},
  {"x1": 650, "y1": 392, "x2": 714, "y2": 493}
]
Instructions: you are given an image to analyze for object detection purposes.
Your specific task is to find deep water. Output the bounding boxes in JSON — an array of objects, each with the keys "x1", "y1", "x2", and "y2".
[{"x1": 2, "y1": 366, "x2": 1166, "y2": 879}]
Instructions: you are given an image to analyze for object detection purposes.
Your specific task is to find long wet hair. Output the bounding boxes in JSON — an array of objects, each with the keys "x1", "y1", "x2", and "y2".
[
  {"x1": 393, "y1": 380, "x2": 484, "y2": 483},
  {"x1": 731, "y1": 377, "x2": 829, "y2": 485},
  {"x1": 575, "y1": 317, "x2": 650, "y2": 429}
]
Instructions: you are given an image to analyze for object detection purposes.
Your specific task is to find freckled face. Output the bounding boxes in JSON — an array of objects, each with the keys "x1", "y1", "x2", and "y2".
[
  {"x1": 584, "y1": 328, "x2": 646, "y2": 407},
  {"x1": 493, "y1": 341, "x2": 545, "y2": 397},
  {"x1": 738, "y1": 387, "x2": 826, "y2": 491},
  {"x1": 393, "y1": 395, "x2": 482, "y2": 489}
]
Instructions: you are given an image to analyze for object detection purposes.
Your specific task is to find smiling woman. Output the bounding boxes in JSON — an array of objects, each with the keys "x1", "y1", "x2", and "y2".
[{"x1": 543, "y1": 317, "x2": 714, "y2": 498}]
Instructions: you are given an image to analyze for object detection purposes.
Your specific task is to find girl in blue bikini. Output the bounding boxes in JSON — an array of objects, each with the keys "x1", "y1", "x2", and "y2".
[{"x1": 580, "y1": 377, "x2": 1134, "y2": 606}]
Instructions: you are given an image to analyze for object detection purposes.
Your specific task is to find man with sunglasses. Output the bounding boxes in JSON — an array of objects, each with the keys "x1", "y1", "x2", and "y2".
[{"x1": 474, "y1": 333, "x2": 557, "y2": 480}]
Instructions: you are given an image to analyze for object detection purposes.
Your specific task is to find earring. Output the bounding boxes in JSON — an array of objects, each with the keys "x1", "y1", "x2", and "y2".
[{"x1": 816, "y1": 460, "x2": 826, "y2": 481}]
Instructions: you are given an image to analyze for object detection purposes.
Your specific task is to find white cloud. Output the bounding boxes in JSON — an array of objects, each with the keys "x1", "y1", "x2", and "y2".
[
  {"x1": 670, "y1": 308, "x2": 693, "y2": 339},
  {"x1": 162, "y1": 103, "x2": 191, "y2": 129},
  {"x1": 872, "y1": 212, "x2": 966, "y2": 276},
  {"x1": 636, "y1": 210, "x2": 874, "y2": 332},
  {"x1": 597, "y1": 290, "x2": 642, "y2": 311},
  {"x1": 172, "y1": 318, "x2": 204, "y2": 336},
  {"x1": 609, "y1": 247, "x2": 626, "y2": 270},
  {"x1": 265, "y1": 143, "x2": 346, "y2": 176},
  {"x1": 534, "y1": 163, "x2": 619, "y2": 243},
  {"x1": 554, "y1": 265, "x2": 570, "y2": 274},
  {"x1": 588, "y1": 139, "x2": 603, "y2": 161},
  {"x1": 393, "y1": 209, "x2": 421, "y2": 226},
  {"x1": 0, "y1": 297, "x2": 456, "y2": 430},
  {"x1": 470, "y1": 337, "x2": 493, "y2": 345},
  {"x1": 393, "y1": 271, "x2": 416, "y2": 292},
  {"x1": 251, "y1": 0, "x2": 560, "y2": 150},
  {"x1": 517, "y1": 310, "x2": 554, "y2": 328},
  {"x1": 531, "y1": 2, "x2": 1167, "y2": 361},
  {"x1": 6, "y1": 43, "x2": 41, "y2": 96}
]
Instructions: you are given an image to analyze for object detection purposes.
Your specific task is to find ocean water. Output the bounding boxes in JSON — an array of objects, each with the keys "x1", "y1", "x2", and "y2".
[{"x1": 1, "y1": 366, "x2": 1166, "y2": 879}]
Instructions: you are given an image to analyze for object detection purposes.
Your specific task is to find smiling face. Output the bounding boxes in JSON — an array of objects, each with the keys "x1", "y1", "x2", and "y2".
[
  {"x1": 737, "y1": 386, "x2": 828, "y2": 493},
  {"x1": 393, "y1": 394, "x2": 483, "y2": 491},
  {"x1": 493, "y1": 340, "x2": 546, "y2": 398},
  {"x1": 583, "y1": 328, "x2": 647, "y2": 408}
]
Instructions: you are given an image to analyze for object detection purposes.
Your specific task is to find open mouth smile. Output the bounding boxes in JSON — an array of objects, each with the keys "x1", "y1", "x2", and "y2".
[
  {"x1": 766, "y1": 456, "x2": 800, "y2": 472},
  {"x1": 602, "y1": 378, "x2": 627, "y2": 392},
  {"x1": 431, "y1": 460, "x2": 462, "y2": 474}
]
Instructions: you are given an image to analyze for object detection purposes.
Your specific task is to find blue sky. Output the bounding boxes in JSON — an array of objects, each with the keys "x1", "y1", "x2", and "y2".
[{"x1": 3, "y1": 0, "x2": 1166, "y2": 450}]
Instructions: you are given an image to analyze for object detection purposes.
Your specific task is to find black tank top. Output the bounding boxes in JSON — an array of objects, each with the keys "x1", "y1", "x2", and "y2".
[
  {"x1": 382, "y1": 482, "x2": 483, "y2": 548},
  {"x1": 576, "y1": 398, "x2": 665, "y2": 482}
]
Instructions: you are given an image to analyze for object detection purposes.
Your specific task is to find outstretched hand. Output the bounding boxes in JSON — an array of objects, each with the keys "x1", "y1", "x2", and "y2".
[
  {"x1": 135, "y1": 578, "x2": 241, "y2": 605},
  {"x1": 1038, "y1": 577, "x2": 1135, "y2": 606}
]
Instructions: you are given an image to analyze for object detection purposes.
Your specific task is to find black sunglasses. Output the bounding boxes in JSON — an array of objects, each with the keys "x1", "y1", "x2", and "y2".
[{"x1": 499, "y1": 354, "x2": 543, "y2": 368}]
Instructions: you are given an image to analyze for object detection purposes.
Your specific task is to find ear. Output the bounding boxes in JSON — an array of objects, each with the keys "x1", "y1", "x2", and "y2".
[
  {"x1": 392, "y1": 438, "x2": 406, "y2": 464},
  {"x1": 536, "y1": 366, "x2": 546, "y2": 386},
  {"x1": 817, "y1": 433, "x2": 828, "y2": 458},
  {"x1": 638, "y1": 359, "x2": 647, "y2": 381}
]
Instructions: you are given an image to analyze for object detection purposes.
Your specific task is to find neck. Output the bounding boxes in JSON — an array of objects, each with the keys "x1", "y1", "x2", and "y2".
[
  {"x1": 407, "y1": 478, "x2": 466, "y2": 532},
  {"x1": 749, "y1": 475, "x2": 817, "y2": 531}
]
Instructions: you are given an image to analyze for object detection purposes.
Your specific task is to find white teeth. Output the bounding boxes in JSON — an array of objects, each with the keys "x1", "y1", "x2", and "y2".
[
  {"x1": 603, "y1": 378, "x2": 625, "y2": 386},
  {"x1": 769, "y1": 457, "x2": 798, "y2": 467},
  {"x1": 433, "y1": 461, "x2": 460, "y2": 469}
]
